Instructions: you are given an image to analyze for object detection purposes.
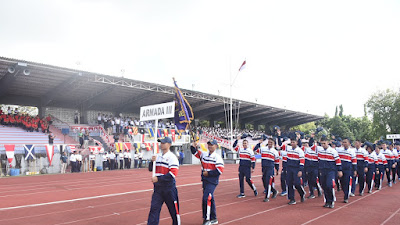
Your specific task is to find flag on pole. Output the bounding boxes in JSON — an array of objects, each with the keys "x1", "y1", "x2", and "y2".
[
  {"x1": 171, "y1": 129, "x2": 176, "y2": 142},
  {"x1": 69, "y1": 145, "x2": 76, "y2": 152},
  {"x1": 132, "y1": 127, "x2": 138, "y2": 135},
  {"x1": 157, "y1": 129, "x2": 163, "y2": 138},
  {"x1": 115, "y1": 142, "x2": 123, "y2": 152},
  {"x1": 147, "y1": 128, "x2": 155, "y2": 138},
  {"x1": 24, "y1": 144, "x2": 36, "y2": 161},
  {"x1": 173, "y1": 79, "x2": 194, "y2": 135},
  {"x1": 238, "y1": 60, "x2": 246, "y2": 71},
  {"x1": 46, "y1": 145, "x2": 55, "y2": 166},
  {"x1": 145, "y1": 143, "x2": 152, "y2": 151},
  {"x1": 163, "y1": 129, "x2": 169, "y2": 137},
  {"x1": 5, "y1": 144, "x2": 15, "y2": 167},
  {"x1": 124, "y1": 142, "x2": 131, "y2": 150}
]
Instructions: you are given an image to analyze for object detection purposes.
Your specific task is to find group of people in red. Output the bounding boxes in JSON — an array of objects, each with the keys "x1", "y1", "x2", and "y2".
[{"x1": 0, "y1": 107, "x2": 51, "y2": 133}]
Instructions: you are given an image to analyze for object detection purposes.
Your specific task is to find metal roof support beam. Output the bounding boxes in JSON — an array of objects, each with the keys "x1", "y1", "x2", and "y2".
[
  {"x1": 241, "y1": 110, "x2": 288, "y2": 124},
  {"x1": 272, "y1": 114, "x2": 312, "y2": 126},
  {"x1": 245, "y1": 111, "x2": 299, "y2": 125},
  {"x1": 211, "y1": 105, "x2": 256, "y2": 121},
  {"x1": 85, "y1": 86, "x2": 117, "y2": 109},
  {"x1": 281, "y1": 117, "x2": 321, "y2": 127},
  {"x1": 115, "y1": 91, "x2": 156, "y2": 113},
  {"x1": 195, "y1": 105, "x2": 226, "y2": 119},
  {"x1": 41, "y1": 74, "x2": 82, "y2": 106},
  {"x1": 238, "y1": 108, "x2": 274, "y2": 121}
]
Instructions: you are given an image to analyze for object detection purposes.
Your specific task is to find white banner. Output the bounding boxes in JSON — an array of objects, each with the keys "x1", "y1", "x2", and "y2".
[
  {"x1": 140, "y1": 101, "x2": 175, "y2": 121},
  {"x1": 386, "y1": 134, "x2": 400, "y2": 139}
]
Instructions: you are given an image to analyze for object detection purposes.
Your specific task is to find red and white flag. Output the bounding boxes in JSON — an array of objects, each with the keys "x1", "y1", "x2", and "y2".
[
  {"x1": 5, "y1": 144, "x2": 15, "y2": 167},
  {"x1": 238, "y1": 60, "x2": 246, "y2": 71},
  {"x1": 46, "y1": 145, "x2": 55, "y2": 166},
  {"x1": 69, "y1": 145, "x2": 76, "y2": 152}
]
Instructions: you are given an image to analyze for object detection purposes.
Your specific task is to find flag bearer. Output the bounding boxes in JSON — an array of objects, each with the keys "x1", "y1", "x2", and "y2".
[{"x1": 191, "y1": 139, "x2": 224, "y2": 225}]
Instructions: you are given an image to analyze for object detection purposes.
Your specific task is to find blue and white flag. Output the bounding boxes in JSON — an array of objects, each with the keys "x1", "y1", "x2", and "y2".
[{"x1": 24, "y1": 144, "x2": 36, "y2": 161}]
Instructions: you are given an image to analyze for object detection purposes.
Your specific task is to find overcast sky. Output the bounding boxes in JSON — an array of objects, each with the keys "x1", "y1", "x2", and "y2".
[{"x1": 1, "y1": 0, "x2": 399, "y2": 117}]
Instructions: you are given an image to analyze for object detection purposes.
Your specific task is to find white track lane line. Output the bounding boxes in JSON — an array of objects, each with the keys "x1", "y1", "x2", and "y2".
[
  {"x1": 381, "y1": 206, "x2": 400, "y2": 225},
  {"x1": 0, "y1": 176, "x2": 251, "y2": 211},
  {"x1": 301, "y1": 187, "x2": 387, "y2": 225}
]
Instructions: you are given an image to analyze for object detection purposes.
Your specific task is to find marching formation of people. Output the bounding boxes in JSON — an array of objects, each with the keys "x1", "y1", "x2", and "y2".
[
  {"x1": 145, "y1": 126, "x2": 400, "y2": 225},
  {"x1": 232, "y1": 128, "x2": 400, "y2": 209}
]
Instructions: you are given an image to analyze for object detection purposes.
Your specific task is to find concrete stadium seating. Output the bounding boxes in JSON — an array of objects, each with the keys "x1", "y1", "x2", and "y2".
[{"x1": 0, "y1": 126, "x2": 63, "y2": 145}]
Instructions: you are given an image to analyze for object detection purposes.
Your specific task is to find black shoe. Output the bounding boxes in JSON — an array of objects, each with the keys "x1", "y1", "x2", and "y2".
[
  {"x1": 288, "y1": 200, "x2": 296, "y2": 205},
  {"x1": 301, "y1": 195, "x2": 305, "y2": 202},
  {"x1": 359, "y1": 192, "x2": 363, "y2": 196},
  {"x1": 344, "y1": 199, "x2": 348, "y2": 203},
  {"x1": 323, "y1": 202, "x2": 329, "y2": 208},
  {"x1": 271, "y1": 190, "x2": 278, "y2": 199},
  {"x1": 263, "y1": 198, "x2": 270, "y2": 202},
  {"x1": 307, "y1": 194, "x2": 316, "y2": 199},
  {"x1": 328, "y1": 202, "x2": 335, "y2": 208},
  {"x1": 254, "y1": 189, "x2": 258, "y2": 196}
]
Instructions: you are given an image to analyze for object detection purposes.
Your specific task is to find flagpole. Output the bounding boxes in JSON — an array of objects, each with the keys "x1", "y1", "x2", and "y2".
[
  {"x1": 230, "y1": 70, "x2": 240, "y2": 153},
  {"x1": 152, "y1": 119, "x2": 158, "y2": 177}
]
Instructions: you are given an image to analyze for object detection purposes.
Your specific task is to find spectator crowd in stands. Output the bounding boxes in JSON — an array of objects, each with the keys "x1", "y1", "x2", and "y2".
[{"x1": 0, "y1": 107, "x2": 52, "y2": 133}]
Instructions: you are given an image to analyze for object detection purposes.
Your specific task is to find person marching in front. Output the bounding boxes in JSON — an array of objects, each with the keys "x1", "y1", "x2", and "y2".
[
  {"x1": 147, "y1": 137, "x2": 180, "y2": 225},
  {"x1": 191, "y1": 139, "x2": 224, "y2": 225}
]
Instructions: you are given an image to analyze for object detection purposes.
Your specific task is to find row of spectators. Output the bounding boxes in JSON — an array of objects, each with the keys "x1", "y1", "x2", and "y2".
[
  {"x1": 196, "y1": 126, "x2": 266, "y2": 140},
  {"x1": 0, "y1": 108, "x2": 52, "y2": 133},
  {"x1": 94, "y1": 113, "x2": 177, "y2": 135}
]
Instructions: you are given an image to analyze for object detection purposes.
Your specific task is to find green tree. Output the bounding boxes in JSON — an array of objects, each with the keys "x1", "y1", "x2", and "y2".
[
  {"x1": 290, "y1": 122, "x2": 317, "y2": 134},
  {"x1": 366, "y1": 89, "x2": 400, "y2": 138}
]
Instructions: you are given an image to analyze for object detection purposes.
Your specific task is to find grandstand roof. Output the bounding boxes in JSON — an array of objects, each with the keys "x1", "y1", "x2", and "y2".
[{"x1": 0, "y1": 56, "x2": 323, "y2": 128}]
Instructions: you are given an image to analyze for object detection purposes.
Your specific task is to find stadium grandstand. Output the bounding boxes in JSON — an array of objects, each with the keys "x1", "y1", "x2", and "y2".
[{"x1": 0, "y1": 56, "x2": 323, "y2": 176}]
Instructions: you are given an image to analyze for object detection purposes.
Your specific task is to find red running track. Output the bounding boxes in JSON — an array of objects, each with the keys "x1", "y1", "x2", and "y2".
[{"x1": 0, "y1": 163, "x2": 400, "y2": 225}]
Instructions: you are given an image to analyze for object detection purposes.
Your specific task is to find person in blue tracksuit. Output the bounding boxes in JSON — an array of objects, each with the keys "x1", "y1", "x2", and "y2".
[
  {"x1": 375, "y1": 145, "x2": 389, "y2": 190},
  {"x1": 304, "y1": 136, "x2": 322, "y2": 198},
  {"x1": 147, "y1": 137, "x2": 180, "y2": 225},
  {"x1": 336, "y1": 138, "x2": 357, "y2": 203},
  {"x1": 233, "y1": 137, "x2": 257, "y2": 198},
  {"x1": 365, "y1": 143, "x2": 378, "y2": 193},
  {"x1": 395, "y1": 142, "x2": 400, "y2": 181},
  {"x1": 318, "y1": 136, "x2": 343, "y2": 208},
  {"x1": 353, "y1": 140, "x2": 369, "y2": 195},
  {"x1": 254, "y1": 138, "x2": 280, "y2": 202},
  {"x1": 381, "y1": 141, "x2": 394, "y2": 187},
  {"x1": 280, "y1": 133, "x2": 306, "y2": 205},
  {"x1": 191, "y1": 139, "x2": 224, "y2": 225}
]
